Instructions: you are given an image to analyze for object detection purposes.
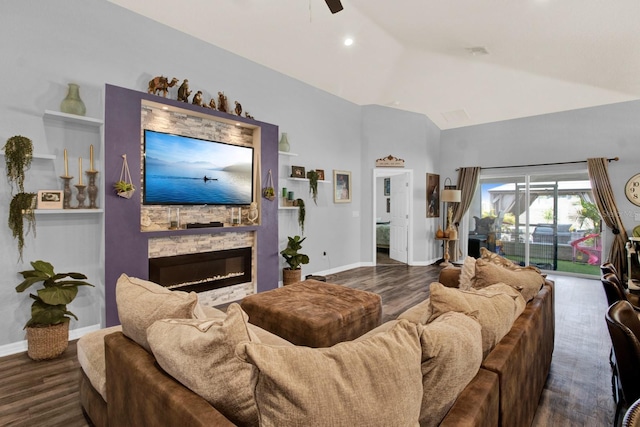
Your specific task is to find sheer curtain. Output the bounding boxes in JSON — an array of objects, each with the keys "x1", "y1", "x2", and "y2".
[
  {"x1": 587, "y1": 158, "x2": 628, "y2": 276},
  {"x1": 451, "y1": 167, "x2": 481, "y2": 259}
]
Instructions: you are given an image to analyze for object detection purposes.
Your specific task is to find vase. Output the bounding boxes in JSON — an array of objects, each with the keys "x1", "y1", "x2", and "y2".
[
  {"x1": 60, "y1": 83, "x2": 86, "y2": 116},
  {"x1": 278, "y1": 132, "x2": 290, "y2": 152}
]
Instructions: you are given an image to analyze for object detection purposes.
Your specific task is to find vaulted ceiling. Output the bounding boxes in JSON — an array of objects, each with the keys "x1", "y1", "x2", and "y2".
[{"x1": 109, "y1": 0, "x2": 640, "y2": 129}]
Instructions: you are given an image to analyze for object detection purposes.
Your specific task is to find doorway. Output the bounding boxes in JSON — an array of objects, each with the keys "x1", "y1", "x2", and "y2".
[{"x1": 372, "y1": 169, "x2": 414, "y2": 265}]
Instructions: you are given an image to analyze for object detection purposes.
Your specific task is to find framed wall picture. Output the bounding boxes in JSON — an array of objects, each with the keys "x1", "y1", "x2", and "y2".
[
  {"x1": 334, "y1": 170, "x2": 352, "y2": 203},
  {"x1": 426, "y1": 173, "x2": 440, "y2": 218},
  {"x1": 384, "y1": 178, "x2": 390, "y2": 196},
  {"x1": 291, "y1": 166, "x2": 306, "y2": 178},
  {"x1": 37, "y1": 190, "x2": 64, "y2": 209},
  {"x1": 316, "y1": 169, "x2": 325, "y2": 181}
]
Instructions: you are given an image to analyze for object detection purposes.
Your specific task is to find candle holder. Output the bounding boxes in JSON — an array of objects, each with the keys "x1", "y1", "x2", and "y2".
[
  {"x1": 74, "y1": 184, "x2": 87, "y2": 209},
  {"x1": 60, "y1": 176, "x2": 73, "y2": 209},
  {"x1": 86, "y1": 170, "x2": 99, "y2": 209}
]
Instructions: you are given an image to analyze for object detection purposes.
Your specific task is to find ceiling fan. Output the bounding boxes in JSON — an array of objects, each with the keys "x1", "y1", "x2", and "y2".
[{"x1": 325, "y1": 0, "x2": 343, "y2": 14}]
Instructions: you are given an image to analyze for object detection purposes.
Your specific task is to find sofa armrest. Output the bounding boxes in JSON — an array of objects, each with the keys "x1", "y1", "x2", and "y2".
[
  {"x1": 440, "y1": 369, "x2": 499, "y2": 427},
  {"x1": 105, "y1": 332, "x2": 235, "y2": 427},
  {"x1": 438, "y1": 267, "x2": 461, "y2": 288}
]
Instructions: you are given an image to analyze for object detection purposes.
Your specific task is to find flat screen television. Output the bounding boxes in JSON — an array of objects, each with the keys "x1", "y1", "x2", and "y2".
[{"x1": 143, "y1": 129, "x2": 254, "y2": 205}]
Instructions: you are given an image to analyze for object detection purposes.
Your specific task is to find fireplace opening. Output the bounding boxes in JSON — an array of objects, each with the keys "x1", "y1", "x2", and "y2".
[{"x1": 149, "y1": 247, "x2": 252, "y2": 293}]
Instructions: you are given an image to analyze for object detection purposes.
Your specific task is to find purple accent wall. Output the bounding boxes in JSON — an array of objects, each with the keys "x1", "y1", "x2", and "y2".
[{"x1": 104, "y1": 84, "x2": 279, "y2": 326}]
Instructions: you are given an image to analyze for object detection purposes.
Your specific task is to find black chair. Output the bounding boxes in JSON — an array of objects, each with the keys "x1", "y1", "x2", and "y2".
[
  {"x1": 602, "y1": 261, "x2": 621, "y2": 283},
  {"x1": 606, "y1": 300, "x2": 640, "y2": 426},
  {"x1": 601, "y1": 273, "x2": 640, "y2": 309}
]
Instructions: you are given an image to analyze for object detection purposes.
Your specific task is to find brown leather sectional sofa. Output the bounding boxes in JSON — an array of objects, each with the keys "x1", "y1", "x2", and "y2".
[{"x1": 79, "y1": 268, "x2": 554, "y2": 427}]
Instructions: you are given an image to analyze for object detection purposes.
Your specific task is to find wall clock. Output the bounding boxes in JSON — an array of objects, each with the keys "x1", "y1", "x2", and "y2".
[{"x1": 625, "y1": 173, "x2": 640, "y2": 206}]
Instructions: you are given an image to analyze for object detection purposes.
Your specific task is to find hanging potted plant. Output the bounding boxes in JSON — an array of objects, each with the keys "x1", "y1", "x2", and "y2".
[
  {"x1": 15, "y1": 260, "x2": 94, "y2": 360},
  {"x1": 280, "y1": 235, "x2": 310, "y2": 285},
  {"x1": 307, "y1": 170, "x2": 319, "y2": 205},
  {"x1": 3, "y1": 135, "x2": 33, "y2": 194},
  {"x1": 4, "y1": 135, "x2": 37, "y2": 261},
  {"x1": 9, "y1": 192, "x2": 37, "y2": 262},
  {"x1": 114, "y1": 154, "x2": 135, "y2": 199},
  {"x1": 296, "y1": 198, "x2": 306, "y2": 234}
]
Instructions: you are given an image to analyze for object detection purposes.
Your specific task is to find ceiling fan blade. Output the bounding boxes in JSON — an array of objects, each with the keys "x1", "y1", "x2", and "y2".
[{"x1": 324, "y1": 0, "x2": 343, "y2": 14}]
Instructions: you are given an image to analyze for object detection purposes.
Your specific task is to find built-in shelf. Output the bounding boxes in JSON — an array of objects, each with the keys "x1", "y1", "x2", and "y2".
[
  {"x1": 278, "y1": 206, "x2": 299, "y2": 210},
  {"x1": 34, "y1": 209, "x2": 104, "y2": 214},
  {"x1": 0, "y1": 150, "x2": 56, "y2": 160},
  {"x1": 44, "y1": 109, "x2": 104, "y2": 127},
  {"x1": 279, "y1": 151, "x2": 298, "y2": 157},
  {"x1": 286, "y1": 177, "x2": 331, "y2": 184}
]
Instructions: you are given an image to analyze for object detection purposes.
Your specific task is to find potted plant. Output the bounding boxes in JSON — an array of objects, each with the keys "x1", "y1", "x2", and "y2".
[
  {"x1": 15, "y1": 260, "x2": 94, "y2": 360},
  {"x1": 114, "y1": 180, "x2": 135, "y2": 199},
  {"x1": 307, "y1": 170, "x2": 319, "y2": 205},
  {"x1": 9, "y1": 192, "x2": 37, "y2": 262},
  {"x1": 3, "y1": 135, "x2": 33, "y2": 194},
  {"x1": 280, "y1": 235, "x2": 310, "y2": 285},
  {"x1": 296, "y1": 198, "x2": 306, "y2": 234}
]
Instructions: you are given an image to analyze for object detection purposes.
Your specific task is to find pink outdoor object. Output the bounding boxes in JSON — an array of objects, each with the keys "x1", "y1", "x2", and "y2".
[{"x1": 570, "y1": 233, "x2": 601, "y2": 265}]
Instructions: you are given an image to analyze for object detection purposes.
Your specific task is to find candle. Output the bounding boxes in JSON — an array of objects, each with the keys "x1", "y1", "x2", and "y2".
[
  {"x1": 64, "y1": 149, "x2": 68, "y2": 176},
  {"x1": 79, "y1": 157, "x2": 83, "y2": 185},
  {"x1": 90, "y1": 144, "x2": 94, "y2": 171}
]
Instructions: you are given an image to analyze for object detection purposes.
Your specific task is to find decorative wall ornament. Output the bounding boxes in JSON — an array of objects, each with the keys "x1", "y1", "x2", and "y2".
[{"x1": 375, "y1": 154, "x2": 405, "y2": 168}]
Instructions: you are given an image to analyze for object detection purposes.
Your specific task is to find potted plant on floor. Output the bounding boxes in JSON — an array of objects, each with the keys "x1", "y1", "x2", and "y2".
[
  {"x1": 280, "y1": 235, "x2": 310, "y2": 285},
  {"x1": 15, "y1": 260, "x2": 94, "y2": 360}
]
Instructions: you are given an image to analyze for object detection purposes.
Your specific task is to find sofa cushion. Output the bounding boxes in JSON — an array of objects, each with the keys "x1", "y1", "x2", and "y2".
[
  {"x1": 115, "y1": 273, "x2": 200, "y2": 352},
  {"x1": 236, "y1": 319, "x2": 423, "y2": 427},
  {"x1": 459, "y1": 256, "x2": 477, "y2": 290},
  {"x1": 473, "y1": 258, "x2": 545, "y2": 302},
  {"x1": 398, "y1": 298, "x2": 432, "y2": 324},
  {"x1": 429, "y1": 282, "x2": 525, "y2": 357},
  {"x1": 147, "y1": 303, "x2": 259, "y2": 427},
  {"x1": 418, "y1": 311, "x2": 483, "y2": 427},
  {"x1": 76, "y1": 325, "x2": 122, "y2": 401}
]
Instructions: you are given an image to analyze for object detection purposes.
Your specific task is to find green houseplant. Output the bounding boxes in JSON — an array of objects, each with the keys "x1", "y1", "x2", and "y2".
[
  {"x1": 307, "y1": 170, "x2": 319, "y2": 205},
  {"x1": 15, "y1": 260, "x2": 94, "y2": 360},
  {"x1": 9, "y1": 192, "x2": 37, "y2": 262},
  {"x1": 280, "y1": 235, "x2": 310, "y2": 285},
  {"x1": 296, "y1": 198, "x2": 306, "y2": 234}
]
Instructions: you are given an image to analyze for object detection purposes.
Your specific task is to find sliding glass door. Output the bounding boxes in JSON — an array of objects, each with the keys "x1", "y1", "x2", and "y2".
[{"x1": 470, "y1": 170, "x2": 601, "y2": 276}]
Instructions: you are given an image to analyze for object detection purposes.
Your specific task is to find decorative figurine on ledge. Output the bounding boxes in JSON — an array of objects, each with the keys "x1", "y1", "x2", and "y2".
[
  {"x1": 204, "y1": 98, "x2": 216, "y2": 109},
  {"x1": 147, "y1": 76, "x2": 179, "y2": 97},
  {"x1": 245, "y1": 111, "x2": 254, "y2": 119},
  {"x1": 234, "y1": 101, "x2": 242, "y2": 116},
  {"x1": 177, "y1": 79, "x2": 192, "y2": 102},
  {"x1": 192, "y1": 91, "x2": 203, "y2": 106},
  {"x1": 217, "y1": 91, "x2": 228, "y2": 113}
]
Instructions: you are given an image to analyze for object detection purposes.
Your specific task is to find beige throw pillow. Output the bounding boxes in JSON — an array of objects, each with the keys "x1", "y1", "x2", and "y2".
[
  {"x1": 459, "y1": 256, "x2": 477, "y2": 290},
  {"x1": 429, "y1": 282, "x2": 525, "y2": 357},
  {"x1": 147, "y1": 303, "x2": 259, "y2": 427},
  {"x1": 473, "y1": 258, "x2": 545, "y2": 301},
  {"x1": 115, "y1": 273, "x2": 199, "y2": 352},
  {"x1": 418, "y1": 311, "x2": 483, "y2": 427},
  {"x1": 236, "y1": 320, "x2": 423, "y2": 427}
]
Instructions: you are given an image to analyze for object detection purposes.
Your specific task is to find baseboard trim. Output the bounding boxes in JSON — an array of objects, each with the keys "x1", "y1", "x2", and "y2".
[{"x1": 0, "y1": 323, "x2": 102, "y2": 358}]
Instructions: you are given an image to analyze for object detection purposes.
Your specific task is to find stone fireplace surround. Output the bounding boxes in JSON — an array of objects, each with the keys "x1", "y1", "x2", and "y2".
[{"x1": 104, "y1": 84, "x2": 279, "y2": 327}]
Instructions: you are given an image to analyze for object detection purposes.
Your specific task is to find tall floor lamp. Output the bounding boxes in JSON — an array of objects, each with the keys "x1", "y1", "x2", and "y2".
[{"x1": 440, "y1": 178, "x2": 461, "y2": 266}]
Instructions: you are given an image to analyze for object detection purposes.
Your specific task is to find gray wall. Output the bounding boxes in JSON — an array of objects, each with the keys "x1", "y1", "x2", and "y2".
[{"x1": 1, "y1": 0, "x2": 639, "y2": 351}]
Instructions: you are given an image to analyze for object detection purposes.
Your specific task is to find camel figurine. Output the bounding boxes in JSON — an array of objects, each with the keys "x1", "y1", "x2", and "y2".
[
  {"x1": 234, "y1": 101, "x2": 242, "y2": 116},
  {"x1": 177, "y1": 79, "x2": 192, "y2": 102},
  {"x1": 147, "y1": 76, "x2": 178, "y2": 97}
]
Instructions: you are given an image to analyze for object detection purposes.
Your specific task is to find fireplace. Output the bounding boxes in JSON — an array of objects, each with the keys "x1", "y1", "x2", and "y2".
[{"x1": 148, "y1": 247, "x2": 252, "y2": 293}]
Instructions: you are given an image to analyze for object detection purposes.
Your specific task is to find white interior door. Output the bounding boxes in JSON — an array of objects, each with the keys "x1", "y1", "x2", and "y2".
[{"x1": 390, "y1": 174, "x2": 409, "y2": 263}]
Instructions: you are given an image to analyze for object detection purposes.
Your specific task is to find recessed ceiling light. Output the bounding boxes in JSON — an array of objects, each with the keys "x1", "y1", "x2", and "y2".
[{"x1": 344, "y1": 37, "x2": 354, "y2": 47}]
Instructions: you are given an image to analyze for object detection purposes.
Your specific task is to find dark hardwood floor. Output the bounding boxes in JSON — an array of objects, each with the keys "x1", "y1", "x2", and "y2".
[{"x1": 0, "y1": 265, "x2": 616, "y2": 426}]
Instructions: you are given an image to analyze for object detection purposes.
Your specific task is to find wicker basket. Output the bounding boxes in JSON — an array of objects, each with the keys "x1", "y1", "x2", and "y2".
[
  {"x1": 283, "y1": 268, "x2": 302, "y2": 286},
  {"x1": 26, "y1": 322, "x2": 69, "y2": 360}
]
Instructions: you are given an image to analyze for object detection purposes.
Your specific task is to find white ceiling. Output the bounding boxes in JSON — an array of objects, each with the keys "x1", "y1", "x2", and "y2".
[{"x1": 109, "y1": 0, "x2": 640, "y2": 129}]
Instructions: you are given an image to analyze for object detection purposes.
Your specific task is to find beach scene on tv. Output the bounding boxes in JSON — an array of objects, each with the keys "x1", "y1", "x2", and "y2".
[{"x1": 143, "y1": 130, "x2": 254, "y2": 205}]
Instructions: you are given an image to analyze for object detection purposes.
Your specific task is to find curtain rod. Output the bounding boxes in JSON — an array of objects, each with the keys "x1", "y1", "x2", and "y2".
[{"x1": 456, "y1": 157, "x2": 619, "y2": 171}]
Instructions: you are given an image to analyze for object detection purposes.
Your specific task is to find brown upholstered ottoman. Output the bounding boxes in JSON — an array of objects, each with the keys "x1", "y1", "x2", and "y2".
[{"x1": 240, "y1": 279, "x2": 382, "y2": 347}]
